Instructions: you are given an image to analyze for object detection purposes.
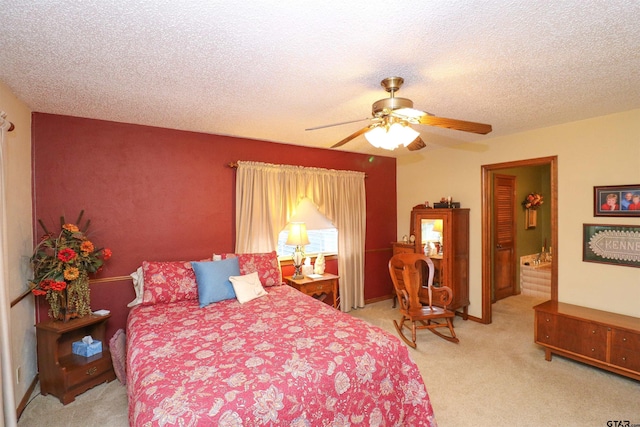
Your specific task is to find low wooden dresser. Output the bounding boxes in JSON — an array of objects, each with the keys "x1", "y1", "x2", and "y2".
[
  {"x1": 534, "y1": 300, "x2": 640, "y2": 381},
  {"x1": 285, "y1": 273, "x2": 339, "y2": 309},
  {"x1": 36, "y1": 314, "x2": 116, "y2": 404}
]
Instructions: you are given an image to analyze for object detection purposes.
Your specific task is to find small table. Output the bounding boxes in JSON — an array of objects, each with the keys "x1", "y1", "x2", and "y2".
[
  {"x1": 36, "y1": 314, "x2": 115, "y2": 404},
  {"x1": 284, "y1": 273, "x2": 339, "y2": 309}
]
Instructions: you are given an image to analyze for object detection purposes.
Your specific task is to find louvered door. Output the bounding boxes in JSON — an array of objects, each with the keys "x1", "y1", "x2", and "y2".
[{"x1": 493, "y1": 174, "x2": 517, "y2": 301}]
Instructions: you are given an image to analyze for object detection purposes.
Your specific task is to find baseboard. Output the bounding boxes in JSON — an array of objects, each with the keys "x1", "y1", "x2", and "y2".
[
  {"x1": 16, "y1": 374, "x2": 38, "y2": 420},
  {"x1": 364, "y1": 294, "x2": 394, "y2": 304},
  {"x1": 465, "y1": 314, "x2": 483, "y2": 323}
]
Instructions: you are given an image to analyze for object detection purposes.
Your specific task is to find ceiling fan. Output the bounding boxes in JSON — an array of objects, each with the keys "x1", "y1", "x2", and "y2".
[{"x1": 306, "y1": 77, "x2": 492, "y2": 151}]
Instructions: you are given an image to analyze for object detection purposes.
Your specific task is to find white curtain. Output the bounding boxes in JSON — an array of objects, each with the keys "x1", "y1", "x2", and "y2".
[
  {"x1": 0, "y1": 112, "x2": 17, "y2": 426},
  {"x1": 235, "y1": 161, "x2": 366, "y2": 311}
]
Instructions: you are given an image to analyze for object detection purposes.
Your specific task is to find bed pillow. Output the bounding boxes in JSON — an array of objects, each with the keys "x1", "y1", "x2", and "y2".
[
  {"x1": 223, "y1": 251, "x2": 282, "y2": 287},
  {"x1": 229, "y1": 272, "x2": 268, "y2": 304},
  {"x1": 192, "y1": 258, "x2": 240, "y2": 308},
  {"x1": 127, "y1": 267, "x2": 144, "y2": 308},
  {"x1": 141, "y1": 261, "x2": 200, "y2": 306}
]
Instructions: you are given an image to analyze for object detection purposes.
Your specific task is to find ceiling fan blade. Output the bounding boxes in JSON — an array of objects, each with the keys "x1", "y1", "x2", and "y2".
[
  {"x1": 306, "y1": 118, "x2": 370, "y2": 131},
  {"x1": 330, "y1": 126, "x2": 372, "y2": 148},
  {"x1": 418, "y1": 115, "x2": 492, "y2": 134},
  {"x1": 406, "y1": 136, "x2": 426, "y2": 151}
]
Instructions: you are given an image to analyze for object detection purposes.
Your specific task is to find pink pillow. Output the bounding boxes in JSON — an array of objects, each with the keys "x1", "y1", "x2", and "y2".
[
  {"x1": 141, "y1": 260, "x2": 201, "y2": 305},
  {"x1": 223, "y1": 251, "x2": 282, "y2": 287}
]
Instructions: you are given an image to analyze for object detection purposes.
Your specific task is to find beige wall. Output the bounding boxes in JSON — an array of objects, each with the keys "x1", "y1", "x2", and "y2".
[
  {"x1": 0, "y1": 80, "x2": 35, "y2": 409},
  {"x1": 398, "y1": 109, "x2": 640, "y2": 319}
]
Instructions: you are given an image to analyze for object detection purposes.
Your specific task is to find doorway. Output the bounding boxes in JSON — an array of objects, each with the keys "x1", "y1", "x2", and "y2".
[{"x1": 480, "y1": 156, "x2": 558, "y2": 324}]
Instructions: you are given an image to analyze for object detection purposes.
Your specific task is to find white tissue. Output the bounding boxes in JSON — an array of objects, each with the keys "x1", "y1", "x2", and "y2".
[{"x1": 82, "y1": 335, "x2": 94, "y2": 345}]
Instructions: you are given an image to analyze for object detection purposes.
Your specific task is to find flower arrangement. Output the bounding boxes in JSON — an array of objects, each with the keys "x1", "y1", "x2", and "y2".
[
  {"x1": 522, "y1": 192, "x2": 544, "y2": 210},
  {"x1": 29, "y1": 211, "x2": 112, "y2": 321}
]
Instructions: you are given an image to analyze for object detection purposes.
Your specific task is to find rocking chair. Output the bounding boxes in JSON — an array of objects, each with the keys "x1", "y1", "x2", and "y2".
[{"x1": 388, "y1": 253, "x2": 459, "y2": 348}]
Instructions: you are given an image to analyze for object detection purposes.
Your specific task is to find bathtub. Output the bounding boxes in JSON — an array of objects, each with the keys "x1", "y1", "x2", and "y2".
[{"x1": 520, "y1": 254, "x2": 551, "y2": 298}]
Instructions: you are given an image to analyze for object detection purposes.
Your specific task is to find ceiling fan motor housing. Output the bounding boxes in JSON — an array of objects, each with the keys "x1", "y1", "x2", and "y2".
[{"x1": 372, "y1": 97, "x2": 414, "y2": 116}]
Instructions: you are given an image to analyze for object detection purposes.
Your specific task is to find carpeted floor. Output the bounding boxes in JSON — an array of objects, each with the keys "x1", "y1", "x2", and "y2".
[{"x1": 17, "y1": 295, "x2": 640, "y2": 426}]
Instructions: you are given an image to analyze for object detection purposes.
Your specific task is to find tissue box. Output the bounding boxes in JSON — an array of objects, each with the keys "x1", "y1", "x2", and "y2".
[{"x1": 72, "y1": 340, "x2": 102, "y2": 357}]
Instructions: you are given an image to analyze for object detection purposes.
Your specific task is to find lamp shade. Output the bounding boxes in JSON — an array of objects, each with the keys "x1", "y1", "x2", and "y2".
[
  {"x1": 286, "y1": 222, "x2": 310, "y2": 246},
  {"x1": 365, "y1": 122, "x2": 420, "y2": 150},
  {"x1": 432, "y1": 220, "x2": 443, "y2": 233}
]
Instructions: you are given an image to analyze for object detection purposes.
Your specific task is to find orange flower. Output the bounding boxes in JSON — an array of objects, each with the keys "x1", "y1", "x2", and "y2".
[
  {"x1": 32, "y1": 289, "x2": 46, "y2": 296},
  {"x1": 63, "y1": 267, "x2": 80, "y2": 281},
  {"x1": 103, "y1": 248, "x2": 112, "y2": 260},
  {"x1": 62, "y1": 223, "x2": 79, "y2": 232},
  {"x1": 80, "y1": 240, "x2": 94, "y2": 253}
]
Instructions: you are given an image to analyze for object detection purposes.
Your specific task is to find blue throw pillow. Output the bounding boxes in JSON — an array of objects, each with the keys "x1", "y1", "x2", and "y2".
[{"x1": 192, "y1": 258, "x2": 240, "y2": 307}]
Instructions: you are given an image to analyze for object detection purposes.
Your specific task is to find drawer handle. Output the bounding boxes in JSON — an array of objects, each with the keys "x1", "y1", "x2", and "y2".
[
  {"x1": 591, "y1": 348, "x2": 595, "y2": 352},
  {"x1": 546, "y1": 318, "x2": 550, "y2": 322},
  {"x1": 86, "y1": 367, "x2": 98, "y2": 376},
  {"x1": 622, "y1": 357, "x2": 627, "y2": 362},
  {"x1": 545, "y1": 335, "x2": 549, "y2": 339},
  {"x1": 623, "y1": 337, "x2": 627, "y2": 342},
  {"x1": 592, "y1": 330, "x2": 596, "y2": 334}
]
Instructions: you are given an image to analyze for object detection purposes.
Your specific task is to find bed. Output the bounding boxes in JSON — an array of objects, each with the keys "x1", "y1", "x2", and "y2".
[{"x1": 126, "y1": 256, "x2": 437, "y2": 426}]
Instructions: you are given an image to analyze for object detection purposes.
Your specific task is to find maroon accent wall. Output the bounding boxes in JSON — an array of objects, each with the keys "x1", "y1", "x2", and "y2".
[{"x1": 32, "y1": 113, "x2": 397, "y2": 339}]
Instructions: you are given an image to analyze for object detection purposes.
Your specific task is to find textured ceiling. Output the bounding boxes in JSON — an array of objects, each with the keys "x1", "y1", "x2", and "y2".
[{"x1": 1, "y1": 1, "x2": 640, "y2": 157}]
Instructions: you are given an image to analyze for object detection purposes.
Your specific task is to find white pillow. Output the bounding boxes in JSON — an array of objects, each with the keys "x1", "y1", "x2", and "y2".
[
  {"x1": 229, "y1": 272, "x2": 267, "y2": 304},
  {"x1": 127, "y1": 267, "x2": 144, "y2": 307}
]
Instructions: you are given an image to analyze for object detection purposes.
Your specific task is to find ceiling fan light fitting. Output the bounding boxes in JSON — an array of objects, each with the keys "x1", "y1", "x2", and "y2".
[{"x1": 364, "y1": 122, "x2": 419, "y2": 150}]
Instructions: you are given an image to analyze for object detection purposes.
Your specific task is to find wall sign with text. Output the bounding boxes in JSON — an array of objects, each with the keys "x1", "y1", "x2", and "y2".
[{"x1": 583, "y1": 224, "x2": 640, "y2": 268}]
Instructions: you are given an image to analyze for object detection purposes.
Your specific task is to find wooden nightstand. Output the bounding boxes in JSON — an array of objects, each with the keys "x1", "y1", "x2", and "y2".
[
  {"x1": 284, "y1": 273, "x2": 339, "y2": 309},
  {"x1": 36, "y1": 314, "x2": 116, "y2": 404}
]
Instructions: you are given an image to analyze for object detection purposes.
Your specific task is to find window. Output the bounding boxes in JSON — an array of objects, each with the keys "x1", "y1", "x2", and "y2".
[
  {"x1": 277, "y1": 228, "x2": 338, "y2": 258},
  {"x1": 276, "y1": 198, "x2": 338, "y2": 258}
]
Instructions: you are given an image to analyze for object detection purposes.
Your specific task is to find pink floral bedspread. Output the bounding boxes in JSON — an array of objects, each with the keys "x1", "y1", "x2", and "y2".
[{"x1": 127, "y1": 285, "x2": 437, "y2": 426}]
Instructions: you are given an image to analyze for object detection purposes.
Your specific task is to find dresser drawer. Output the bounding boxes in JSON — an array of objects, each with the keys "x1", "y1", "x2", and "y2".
[
  {"x1": 610, "y1": 329, "x2": 640, "y2": 372},
  {"x1": 536, "y1": 312, "x2": 607, "y2": 361},
  {"x1": 62, "y1": 353, "x2": 114, "y2": 388},
  {"x1": 536, "y1": 312, "x2": 559, "y2": 346},
  {"x1": 393, "y1": 245, "x2": 415, "y2": 255},
  {"x1": 556, "y1": 317, "x2": 607, "y2": 361},
  {"x1": 301, "y1": 281, "x2": 334, "y2": 295},
  {"x1": 611, "y1": 329, "x2": 640, "y2": 352}
]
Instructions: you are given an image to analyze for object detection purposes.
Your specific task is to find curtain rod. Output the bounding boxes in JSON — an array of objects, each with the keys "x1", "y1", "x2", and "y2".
[{"x1": 227, "y1": 161, "x2": 367, "y2": 177}]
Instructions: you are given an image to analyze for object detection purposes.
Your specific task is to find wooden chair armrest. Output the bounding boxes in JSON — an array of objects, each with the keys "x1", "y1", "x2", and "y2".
[{"x1": 419, "y1": 286, "x2": 453, "y2": 307}]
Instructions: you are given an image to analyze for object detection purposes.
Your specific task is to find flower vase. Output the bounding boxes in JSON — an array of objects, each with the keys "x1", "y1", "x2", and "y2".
[
  {"x1": 52, "y1": 275, "x2": 90, "y2": 322},
  {"x1": 55, "y1": 288, "x2": 77, "y2": 322},
  {"x1": 57, "y1": 305, "x2": 78, "y2": 323}
]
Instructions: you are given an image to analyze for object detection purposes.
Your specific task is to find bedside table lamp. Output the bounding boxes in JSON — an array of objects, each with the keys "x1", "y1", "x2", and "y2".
[{"x1": 286, "y1": 222, "x2": 310, "y2": 279}]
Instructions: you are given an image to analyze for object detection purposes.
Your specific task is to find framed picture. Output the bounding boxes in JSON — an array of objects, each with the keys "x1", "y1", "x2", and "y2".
[
  {"x1": 583, "y1": 224, "x2": 640, "y2": 268},
  {"x1": 594, "y1": 185, "x2": 640, "y2": 216},
  {"x1": 525, "y1": 209, "x2": 537, "y2": 229}
]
